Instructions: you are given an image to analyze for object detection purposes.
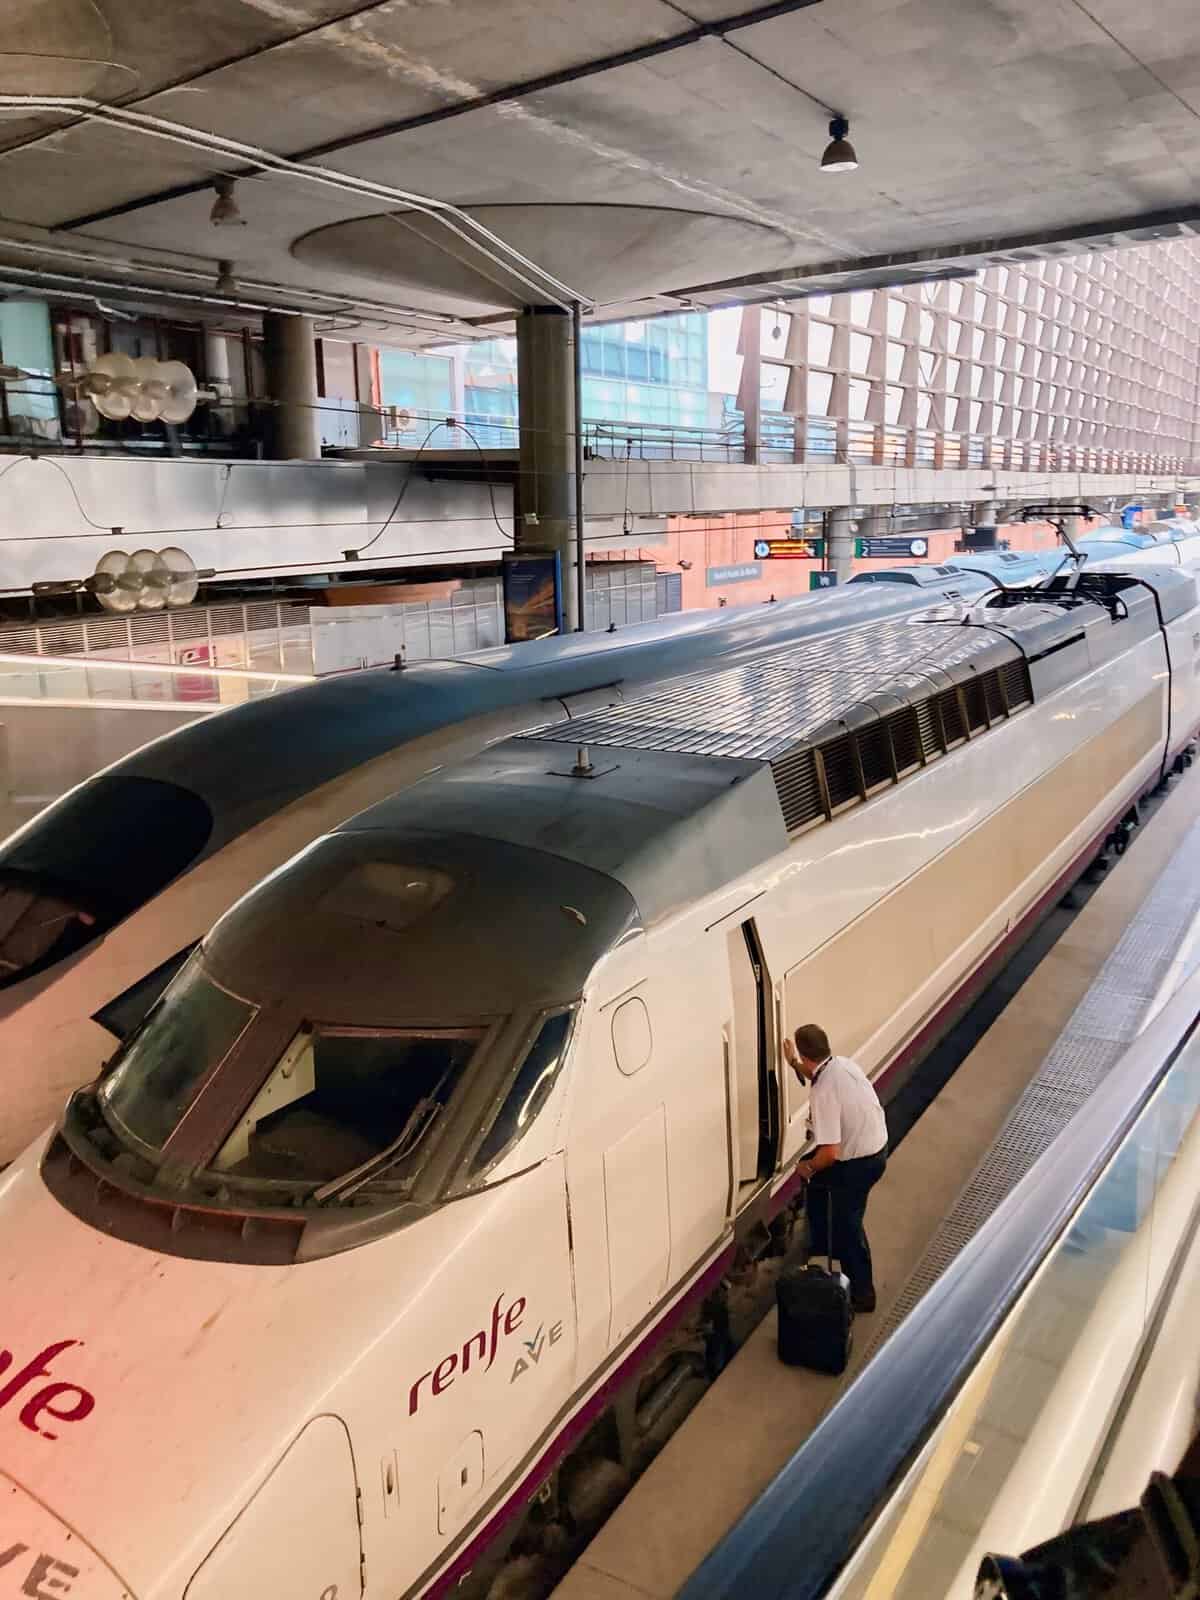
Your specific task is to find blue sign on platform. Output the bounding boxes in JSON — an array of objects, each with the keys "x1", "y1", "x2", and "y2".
[
  {"x1": 1121, "y1": 504, "x2": 1141, "y2": 529},
  {"x1": 706, "y1": 562, "x2": 762, "y2": 587}
]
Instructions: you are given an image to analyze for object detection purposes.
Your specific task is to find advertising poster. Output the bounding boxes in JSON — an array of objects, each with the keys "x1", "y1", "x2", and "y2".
[{"x1": 503, "y1": 552, "x2": 563, "y2": 642}]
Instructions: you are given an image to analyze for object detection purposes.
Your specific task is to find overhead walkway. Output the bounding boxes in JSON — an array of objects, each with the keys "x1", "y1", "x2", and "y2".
[
  {"x1": 552, "y1": 767, "x2": 1200, "y2": 1600},
  {"x1": 581, "y1": 460, "x2": 1198, "y2": 524},
  {"x1": 2, "y1": 448, "x2": 1196, "y2": 596}
]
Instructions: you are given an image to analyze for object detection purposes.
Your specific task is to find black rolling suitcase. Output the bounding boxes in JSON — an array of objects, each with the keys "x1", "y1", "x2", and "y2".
[{"x1": 776, "y1": 1192, "x2": 853, "y2": 1375}]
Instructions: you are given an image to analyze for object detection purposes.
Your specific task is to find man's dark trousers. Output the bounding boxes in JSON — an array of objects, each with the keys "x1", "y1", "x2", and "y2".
[{"x1": 805, "y1": 1148, "x2": 888, "y2": 1299}]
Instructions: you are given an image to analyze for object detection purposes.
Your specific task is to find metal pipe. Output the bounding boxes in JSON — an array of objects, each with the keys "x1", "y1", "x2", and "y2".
[
  {"x1": 0, "y1": 96, "x2": 589, "y2": 312},
  {"x1": 572, "y1": 300, "x2": 587, "y2": 632},
  {"x1": 0, "y1": 236, "x2": 461, "y2": 331},
  {"x1": 0, "y1": 262, "x2": 304, "y2": 317}
]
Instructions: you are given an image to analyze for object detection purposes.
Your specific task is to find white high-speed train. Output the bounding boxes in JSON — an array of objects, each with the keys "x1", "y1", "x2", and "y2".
[
  {"x1": 850, "y1": 515, "x2": 1200, "y2": 593},
  {"x1": 2, "y1": 563, "x2": 1199, "y2": 1600},
  {"x1": 0, "y1": 576, "x2": 987, "y2": 1164}
]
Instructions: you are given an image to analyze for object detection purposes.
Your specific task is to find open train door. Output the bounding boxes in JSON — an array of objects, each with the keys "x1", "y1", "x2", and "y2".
[{"x1": 723, "y1": 917, "x2": 780, "y2": 1211}]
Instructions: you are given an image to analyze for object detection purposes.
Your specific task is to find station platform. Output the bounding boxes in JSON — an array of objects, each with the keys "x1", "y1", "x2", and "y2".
[{"x1": 552, "y1": 764, "x2": 1200, "y2": 1600}]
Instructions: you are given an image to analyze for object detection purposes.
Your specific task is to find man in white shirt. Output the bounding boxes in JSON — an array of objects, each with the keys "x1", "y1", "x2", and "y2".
[{"x1": 782, "y1": 1022, "x2": 889, "y2": 1313}]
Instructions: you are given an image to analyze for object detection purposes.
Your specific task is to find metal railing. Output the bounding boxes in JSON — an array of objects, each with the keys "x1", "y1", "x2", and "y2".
[
  {"x1": 0, "y1": 600, "x2": 314, "y2": 675},
  {"x1": 3, "y1": 378, "x2": 1193, "y2": 477}
]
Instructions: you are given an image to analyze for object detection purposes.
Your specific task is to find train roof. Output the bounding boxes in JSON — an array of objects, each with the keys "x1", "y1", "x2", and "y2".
[
  {"x1": 0, "y1": 580, "x2": 979, "y2": 888},
  {"x1": 210, "y1": 583, "x2": 1162, "y2": 1009}
]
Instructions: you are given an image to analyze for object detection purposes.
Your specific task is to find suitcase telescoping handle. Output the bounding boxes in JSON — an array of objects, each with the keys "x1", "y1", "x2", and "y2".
[
  {"x1": 805, "y1": 1172, "x2": 836, "y2": 1274},
  {"x1": 825, "y1": 1187, "x2": 834, "y2": 1275}
]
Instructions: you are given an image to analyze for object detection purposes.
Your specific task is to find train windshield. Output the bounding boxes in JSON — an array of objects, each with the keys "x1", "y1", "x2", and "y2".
[
  {"x1": 0, "y1": 775, "x2": 212, "y2": 989},
  {"x1": 100, "y1": 956, "x2": 256, "y2": 1151},
  {"x1": 208, "y1": 1026, "x2": 484, "y2": 1189}
]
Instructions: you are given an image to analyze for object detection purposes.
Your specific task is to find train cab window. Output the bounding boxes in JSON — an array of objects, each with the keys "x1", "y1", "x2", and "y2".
[
  {"x1": 100, "y1": 957, "x2": 256, "y2": 1152},
  {"x1": 0, "y1": 775, "x2": 212, "y2": 990},
  {"x1": 464, "y1": 1010, "x2": 574, "y2": 1185},
  {"x1": 94, "y1": 945, "x2": 197, "y2": 1041},
  {"x1": 0, "y1": 877, "x2": 99, "y2": 982},
  {"x1": 210, "y1": 1025, "x2": 484, "y2": 1188}
]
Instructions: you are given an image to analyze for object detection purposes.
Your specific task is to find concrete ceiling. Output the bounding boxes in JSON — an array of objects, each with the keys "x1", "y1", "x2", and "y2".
[{"x1": 0, "y1": 0, "x2": 1197, "y2": 344}]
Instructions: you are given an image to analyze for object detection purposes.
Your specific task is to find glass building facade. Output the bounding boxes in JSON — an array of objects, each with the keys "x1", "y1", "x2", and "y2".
[
  {"x1": 378, "y1": 312, "x2": 714, "y2": 446},
  {"x1": 377, "y1": 239, "x2": 1200, "y2": 475}
]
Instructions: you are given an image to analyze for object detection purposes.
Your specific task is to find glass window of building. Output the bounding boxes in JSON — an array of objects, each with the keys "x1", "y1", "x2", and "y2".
[
  {"x1": 848, "y1": 331, "x2": 873, "y2": 373},
  {"x1": 761, "y1": 363, "x2": 789, "y2": 409},
  {"x1": 808, "y1": 370, "x2": 834, "y2": 414},
  {"x1": 0, "y1": 299, "x2": 58, "y2": 435},
  {"x1": 378, "y1": 349, "x2": 453, "y2": 424},
  {"x1": 887, "y1": 298, "x2": 905, "y2": 336},
  {"x1": 848, "y1": 291, "x2": 873, "y2": 326},
  {"x1": 762, "y1": 311, "x2": 791, "y2": 354},
  {"x1": 809, "y1": 321, "x2": 835, "y2": 365}
]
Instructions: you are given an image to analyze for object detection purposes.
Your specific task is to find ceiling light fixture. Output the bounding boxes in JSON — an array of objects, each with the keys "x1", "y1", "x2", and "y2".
[
  {"x1": 820, "y1": 115, "x2": 858, "y2": 174},
  {"x1": 214, "y1": 260, "x2": 237, "y2": 296},
  {"x1": 209, "y1": 176, "x2": 245, "y2": 226}
]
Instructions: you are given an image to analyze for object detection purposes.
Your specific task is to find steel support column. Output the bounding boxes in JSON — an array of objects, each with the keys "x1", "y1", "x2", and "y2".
[{"x1": 516, "y1": 306, "x2": 580, "y2": 632}]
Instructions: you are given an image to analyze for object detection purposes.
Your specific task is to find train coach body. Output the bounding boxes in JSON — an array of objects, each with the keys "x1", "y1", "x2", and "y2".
[
  {"x1": 1, "y1": 570, "x2": 1199, "y2": 1600},
  {"x1": 0, "y1": 578, "x2": 987, "y2": 1164}
]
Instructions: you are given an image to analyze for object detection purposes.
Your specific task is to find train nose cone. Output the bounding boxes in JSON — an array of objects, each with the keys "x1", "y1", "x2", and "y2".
[{"x1": 0, "y1": 1469, "x2": 135, "y2": 1598}]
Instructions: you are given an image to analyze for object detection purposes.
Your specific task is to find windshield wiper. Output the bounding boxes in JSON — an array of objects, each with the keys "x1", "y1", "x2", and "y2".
[{"x1": 311, "y1": 1092, "x2": 443, "y2": 1205}]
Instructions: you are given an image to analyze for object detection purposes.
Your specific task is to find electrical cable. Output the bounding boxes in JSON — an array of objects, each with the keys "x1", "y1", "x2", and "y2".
[
  {"x1": 22, "y1": 456, "x2": 112, "y2": 530},
  {"x1": 345, "y1": 422, "x2": 445, "y2": 557},
  {"x1": 214, "y1": 463, "x2": 234, "y2": 529},
  {"x1": 446, "y1": 420, "x2": 513, "y2": 542}
]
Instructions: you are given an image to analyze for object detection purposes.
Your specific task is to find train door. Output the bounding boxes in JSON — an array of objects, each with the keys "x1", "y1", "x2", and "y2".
[{"x1": 724, "y1": 919, "x2": 778, "y2": 1207}]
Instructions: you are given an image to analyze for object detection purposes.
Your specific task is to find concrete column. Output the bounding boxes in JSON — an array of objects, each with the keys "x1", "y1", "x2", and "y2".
[
  {"x1": 827, "y1": 506, "x2": 858, "y2": 584},
  {"x1": 965, "y1": 499, "x2": 998, "y2": 549},
  {"x1": 203, "y1": 330, "x2": 232, "y2": 439},
  {"x1": 262, "y1": 313, "x2": 321, "y2": 460},
  {"x1": 736, "y1": 305, "x2": 762, "y2": 465},
  {"x1": 516, "y1": 307, "x2": 579, "y2": 631},
  {"x1": 860, "y1": 508, "x2": 890, "y2": 541}
]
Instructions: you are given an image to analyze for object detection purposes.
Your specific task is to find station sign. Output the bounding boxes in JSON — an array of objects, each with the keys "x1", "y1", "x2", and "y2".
[
  {"x1": 856, "y1": 536, "x2": 930, "y2": 559},
  {"x1": 810, "y1": 571, "x2": 838, "y2": 590},
  {"x1": 706, "y1": 562, "x2": 762, "y2": 587},
  {"x1": 753, "y1": 538, "x2": 825, "y2": 560}
]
